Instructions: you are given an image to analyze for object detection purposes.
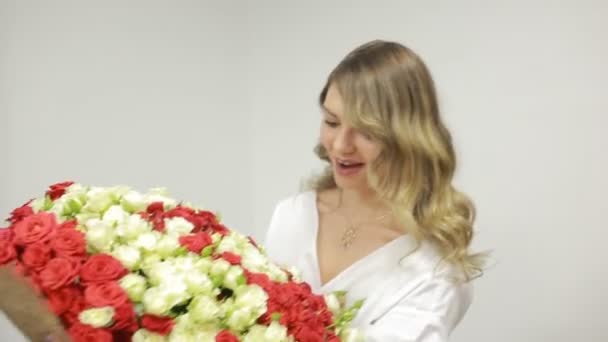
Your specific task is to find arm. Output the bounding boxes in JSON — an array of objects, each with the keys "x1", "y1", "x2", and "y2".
[
  {"x1": 0, "y1": 264, "x2": 70, "y2": 342},
  {"x1": 363, "y1": 278, "x2": 474, "y2": 342}
]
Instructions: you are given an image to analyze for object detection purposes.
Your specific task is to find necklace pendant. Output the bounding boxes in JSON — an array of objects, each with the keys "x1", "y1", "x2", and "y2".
[{"x1": 341, "y1": 226, "x2": 357, "y2": 249}]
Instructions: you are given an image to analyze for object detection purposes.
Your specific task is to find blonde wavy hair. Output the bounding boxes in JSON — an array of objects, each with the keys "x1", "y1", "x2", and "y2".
[{"x1": 309, "y1": 40, "x2": 485, "y2": 281}]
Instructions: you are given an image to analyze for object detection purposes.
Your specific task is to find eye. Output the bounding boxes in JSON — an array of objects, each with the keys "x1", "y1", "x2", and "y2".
[
  {"x1": 357, "y1": 130, "x2": 374, "y2": 141},
  {"x1": 324, "y1": 120, "x2": 339, "y2": 128}
]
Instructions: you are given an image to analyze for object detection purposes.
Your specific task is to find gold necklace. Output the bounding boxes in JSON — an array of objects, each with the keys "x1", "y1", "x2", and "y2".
[{"x1": 336, "y1": 191, "x2": 390, "y2": 249}]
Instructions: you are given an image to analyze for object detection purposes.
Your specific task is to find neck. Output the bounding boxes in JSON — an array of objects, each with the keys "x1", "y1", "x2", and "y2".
[{"x1": 338, "y1": 186, "x2": 385, "y2": 212}]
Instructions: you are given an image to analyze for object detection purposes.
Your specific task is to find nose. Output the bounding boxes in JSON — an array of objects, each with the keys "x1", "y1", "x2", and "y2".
[{"x1": 333, "y1": 127, "x2": 356, "y2": 154}]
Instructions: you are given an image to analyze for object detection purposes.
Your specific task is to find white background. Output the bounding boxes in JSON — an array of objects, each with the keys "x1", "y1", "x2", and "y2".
[{"x1": 1, "y1": 1, "x2": 607, "y2": 341}]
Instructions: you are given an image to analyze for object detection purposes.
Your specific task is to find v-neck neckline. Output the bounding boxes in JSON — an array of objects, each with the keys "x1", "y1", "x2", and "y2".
[{"x1": 308, "y1": 191, "x2": 410, "y2": 290}]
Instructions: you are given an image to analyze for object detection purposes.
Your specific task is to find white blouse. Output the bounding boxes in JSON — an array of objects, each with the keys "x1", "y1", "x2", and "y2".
[{"x1": 263, "y1": 191, "x2": 473, "y2": 342}]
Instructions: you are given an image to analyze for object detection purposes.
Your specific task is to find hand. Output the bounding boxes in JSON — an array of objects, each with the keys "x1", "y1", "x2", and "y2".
[{"x1": 0, "y1": 264, "x2": 70, "y2": 341}]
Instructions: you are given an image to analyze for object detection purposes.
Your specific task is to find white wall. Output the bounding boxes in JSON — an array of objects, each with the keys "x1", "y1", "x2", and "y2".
[
  {"x1": 0, "y1": 0, "x2": 252, "y2": 231},
  {"x1": 1, "y1": 1, "x2": 607, "y2": 341}
]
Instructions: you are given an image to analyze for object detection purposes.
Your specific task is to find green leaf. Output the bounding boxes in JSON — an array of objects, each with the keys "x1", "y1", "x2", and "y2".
[{"x1": 201, "y1": 245, "x2": 214, "y2": 257}]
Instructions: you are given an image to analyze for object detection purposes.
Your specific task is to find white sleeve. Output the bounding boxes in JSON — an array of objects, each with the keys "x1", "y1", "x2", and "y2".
[
  {"x1": 363, "y1": 277, "x2": 474, "y2": 342},
  {"x1": 262, "y1": 198, "x2": 293, "y2": 266}
]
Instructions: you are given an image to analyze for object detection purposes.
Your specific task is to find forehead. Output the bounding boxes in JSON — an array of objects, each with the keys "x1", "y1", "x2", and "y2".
[{"x1": 322, "y1": 83, "x2": 344, "y2": 117}]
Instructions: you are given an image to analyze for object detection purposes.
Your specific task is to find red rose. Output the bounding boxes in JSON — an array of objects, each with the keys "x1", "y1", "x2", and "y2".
[
  {"x1": 59, "y1": 219, "x2": 78, "y2": 230},
  {"x1": 295, "y1": 324, "x2": 327, "y2": 342},
  {"x1": 8, "y1": 200, "x2": 34, "y2": 224},
  {"x1": 245, "y1": 271, "x2": 273, "y2": 291},
  {"x1": 0, "y1": 238, "x2": 16, "y2": 265},
  {"x1": 111, "y1": 302, "x2": 138, "y2": 332},
  {"x1": 51, "y1": 226, "x2": 86, "y2": 257},
  {"x1": 62, "y1": 295, "x2": 87, "y2": 326},
  {"x1": 220, "y1": 252, "x2": 241, "y2": 265},
  {"x1": 46, "y1": 181, "x2": 74, "y2": 200},
  {"x1": 13, "y1": 212, "x2": 57, "y2": 245},
  {"x1": 68, "y1": 323, "x2": 113, "y2": 342},
  {"x1": 0, "y1": 228, "x2": 13, "y2": 241},
  {"x1": 80, "y1": 254, "x2": 128, "y2": 284},
  {"x1": 47, "y1": 285, "x2": 82, "y2": 315},
  {"x1": 141, "y1": 314, "x2": 174, "y2": 336},
  {"x1": 164, "y1": 206, "x2": 195, "y2": 220},
  {"x1": 146, "y1": 202, "x2": 165, "y2": 214},
  {"x1": 21, "y1": 242, "x2": 52, "y2": 272},
  {"x1": 38, "y1": 257, "x2": 79, "y2": 290},
  {"x1": 84, "y1": 281, "x2": 129, "y2": 308},
  {"x1": 215, "y1": 330, "x2": 239, "y2": 342},
  {"x1": 212, "y1": 224, "x2": 230, "y2": 236},
  {"x1": 190, "y1": 210, "x2": 219, "y2": 231},
  {"x1": 178, "y1": 232, "x2": 213, "y2": 253}
]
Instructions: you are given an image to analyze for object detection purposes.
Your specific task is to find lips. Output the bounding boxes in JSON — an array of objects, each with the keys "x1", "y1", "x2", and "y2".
[{"x1": 334, "y1": 158, "x2": 365, "y2": 176}]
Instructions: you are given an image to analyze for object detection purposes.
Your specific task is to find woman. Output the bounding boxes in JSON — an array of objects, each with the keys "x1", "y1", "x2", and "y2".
[{"x1": 264, "y1": 40, "x2": 485, "y2": 341}]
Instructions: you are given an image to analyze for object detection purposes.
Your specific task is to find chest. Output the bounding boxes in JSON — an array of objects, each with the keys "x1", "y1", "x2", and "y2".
[{"x1": 316, "y1": 212, "x2": 401, "y2": 286}]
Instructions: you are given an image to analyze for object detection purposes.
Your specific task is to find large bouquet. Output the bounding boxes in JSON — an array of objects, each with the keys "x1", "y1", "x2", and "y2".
[{"x1": 0, "y1": 182, "x2": 362, "y2": 342}]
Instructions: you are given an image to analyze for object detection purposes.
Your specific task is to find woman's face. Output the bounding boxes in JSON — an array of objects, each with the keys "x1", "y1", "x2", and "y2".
[{"x1": 320, "y1": 83, "x2": 382, "y2": 191}]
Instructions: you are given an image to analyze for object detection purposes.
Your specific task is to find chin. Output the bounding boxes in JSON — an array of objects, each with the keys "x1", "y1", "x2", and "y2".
[{"x1": 333, "y1": 174, "x2": 366, "y2": 190}]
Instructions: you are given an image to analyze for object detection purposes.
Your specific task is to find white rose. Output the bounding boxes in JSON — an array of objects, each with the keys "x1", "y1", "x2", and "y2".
[
  {"x1": 117, "y1": 215, "x2": 152, "y2": 241},
  {"x1": 209, "y1": 259, "x2": 231, "y2": 280},
  {"x1": 64, "y1": 182, "x2": 85, "y2": 194},
  {"x1": 324, "y1": 293, "x2": 341, "y2": 317},
  {"x1": 83, "y1": 187, "x2": 114, "y2": 213},
  {"x1": 168, "y1": 330, "x2": 197, "y2": 342},
  {"x1": 132, "y1": 329, "x2": 168, "y2": 342},
  {"x1": 234, "y1": 285, "x2": 268, "y2": 317},
  {"x1": 215, "y1": 234, "x2": 241, "y2": 254},
  {"x1": 103, "y1": 205, "x2": 129, "y2": 226},
  {"x1": 112, "y1": 245, "x2": 142, "y2": 270},
  {"x1": 142, "y1": 287, "x2": 173, "y2": 315},
  {"x1": 78, "y1": 306, "x2": 114, "y2": 328},
  {"x1": 243, "y1": 325, "x2": 267, "y2": 342},
  {"x1": 194, "y1": 257, "x2": 213, "y2": 273},
  {"x1": 188, "y1": 295, "x2": 223, "y2": 324},
  {"x1": 142, "y1": 285, "x2": 189, "y2": 316},
  {"x1": 243, "y1": 321, "x2": 288, "y2": 342},
  {"x1": 85, "y1": 219, "x2": 115, "y2": 252},
  {"x1": 121, "y1": 190, "x2": 147, "y2": 213},
  {"x1": 133, "y1": 231, "x2": 161, "y2": 253},
  {"x1": 140, "y1": 254, "x2": 162, "y2": 273},
  {"x1": 223, "y1": 266, "x2": 245, "y2": 291},
  {"x1": 265, "y1": 321, "x2": 288, "y2": 341},
  {"x1": 225, "y1": 307, "x2": 256, "y2": 332},
  {"x1": 172, "y1": 255, "x2": 198, "y2": 273},
  {"x1": 119, "y1": 273, "x2": 147, "y2": 302},
  {"x1": 241, "y1": 246, "x2": 267, "y2": 271},
  {"x1": 164, "y1": 217, "x2": 194, "y2": 236},
  {"x1": 154, "y1": 234, "x2": 181, "y2": 258},
  {"x1": 211, "y1": 232, "x2": 222, "y2": 244},
  {"x1": 184, "y1": 270, "x2": 215, "y2": 296},
  {"x1": 162, "y1": 279, "x2": 191, "y2": 307},
  {"x1": 145, "y1": 261, "x2": 175, "y2": 286},
  {"x1": 144, "y1": 187, "x2": 177, "y2": 209},
  {"x1": 30, "y1": 197, "x2": 46, "y2": 212},
  {"x1": 75, "y1": 212, "x2": 100, "y2": 225}
]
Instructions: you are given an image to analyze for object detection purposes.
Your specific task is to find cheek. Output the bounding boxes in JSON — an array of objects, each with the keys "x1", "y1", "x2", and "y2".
[{"x1": 358, "y1": 140, "x2": 382, "y2": 162}]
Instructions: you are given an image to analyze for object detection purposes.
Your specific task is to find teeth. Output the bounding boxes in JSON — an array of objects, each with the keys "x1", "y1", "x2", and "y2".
[{"x1": 338, "y1": 160, "x2": 356, "y2": 166}]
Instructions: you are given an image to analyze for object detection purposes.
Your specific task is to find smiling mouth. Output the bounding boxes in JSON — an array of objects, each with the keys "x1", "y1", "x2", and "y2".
[{"x1": 334, "y1": 159, "x2": 365, "y2": 175}]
